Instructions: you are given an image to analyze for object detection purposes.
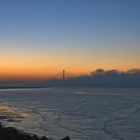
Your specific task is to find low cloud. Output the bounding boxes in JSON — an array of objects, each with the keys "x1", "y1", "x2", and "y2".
[{"x1": 47, "y1": 69, "x2": 140, "y2": 88}]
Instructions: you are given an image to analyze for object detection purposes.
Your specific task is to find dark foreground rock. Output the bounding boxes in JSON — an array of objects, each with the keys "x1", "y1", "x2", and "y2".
[
  {"x1": 60, "y1": 136, "x2": 70, "y2": 140},
  {"x1": 0, "y1": 123, "x2": 70, "y2": 140}
]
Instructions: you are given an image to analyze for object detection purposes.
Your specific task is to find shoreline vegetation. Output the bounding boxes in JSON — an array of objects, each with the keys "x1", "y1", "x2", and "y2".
[{"x1": 0, "y1": 123, "x2": 70, "y2": 140}]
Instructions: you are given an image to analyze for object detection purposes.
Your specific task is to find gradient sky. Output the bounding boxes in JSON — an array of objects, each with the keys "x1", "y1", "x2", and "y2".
[{"x1": 0, "y1": 0, "x2": 140, "y2": 80}]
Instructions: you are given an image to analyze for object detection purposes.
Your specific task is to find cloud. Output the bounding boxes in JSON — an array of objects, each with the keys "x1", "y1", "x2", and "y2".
[{"x1": 46, "y1": 69, "x2": 140, "y2": 88}]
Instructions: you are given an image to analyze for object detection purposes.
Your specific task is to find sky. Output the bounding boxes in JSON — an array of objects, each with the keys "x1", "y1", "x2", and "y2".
[{"x1": 0, "y1": 0, "x2": 140, "y2": 80}]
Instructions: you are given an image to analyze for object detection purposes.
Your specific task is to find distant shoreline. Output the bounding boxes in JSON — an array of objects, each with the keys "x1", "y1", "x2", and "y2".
[
  {"x1": 0, "y1": 86, "x2": 45, "y2": 89},
  {"x1": 0, "y1": 86, "x2": 140, "y2": 90}
]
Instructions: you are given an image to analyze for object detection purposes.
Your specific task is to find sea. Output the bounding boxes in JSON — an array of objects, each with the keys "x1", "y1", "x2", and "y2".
[{"x1": 0, "y1": 87, "x2": 140, "y2": 140}]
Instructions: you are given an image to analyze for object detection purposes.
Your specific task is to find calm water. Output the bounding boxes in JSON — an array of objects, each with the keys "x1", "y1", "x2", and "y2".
[{"x1": 0, "y1": 87, "x2": 140, "y2": 140}]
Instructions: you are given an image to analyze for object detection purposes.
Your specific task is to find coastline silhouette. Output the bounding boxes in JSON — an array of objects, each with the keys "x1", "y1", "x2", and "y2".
[{"x1": 0, "y1": 69, "x2": 140, "y2": 88}]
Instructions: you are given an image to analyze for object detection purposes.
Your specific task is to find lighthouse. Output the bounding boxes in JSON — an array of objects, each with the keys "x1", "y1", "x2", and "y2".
[{"x1": 63, "y1": 69, "x2": 65, "y2": 80}]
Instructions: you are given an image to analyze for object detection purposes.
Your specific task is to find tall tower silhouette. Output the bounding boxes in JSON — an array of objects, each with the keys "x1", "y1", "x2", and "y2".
[{"x1": 63, "y1": 69, "x2": 65, "y2": 80}]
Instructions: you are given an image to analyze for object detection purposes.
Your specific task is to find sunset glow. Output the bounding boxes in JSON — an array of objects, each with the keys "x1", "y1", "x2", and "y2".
[{"x1": 0, "y1": 0, "x2": 140, "y2": 80}]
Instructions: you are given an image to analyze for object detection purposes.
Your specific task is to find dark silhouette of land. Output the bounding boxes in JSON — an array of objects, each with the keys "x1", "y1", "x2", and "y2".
[
  {"x1": 0, "y1": 69, "x2": 140, "y2": 88},
  {"x1": 0, "y1": 122, "x2": 70, "y2": 140}
]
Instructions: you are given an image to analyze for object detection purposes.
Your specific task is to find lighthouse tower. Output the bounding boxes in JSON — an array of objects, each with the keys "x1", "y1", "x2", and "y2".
[{"x1": 63, "y1": 70, "x2": 65, "y2": 80}]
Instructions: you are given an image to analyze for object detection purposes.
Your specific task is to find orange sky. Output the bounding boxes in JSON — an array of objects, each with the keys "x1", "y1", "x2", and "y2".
[
  {"x1": 0, "y1": 49, "x2": 140, "y2": 80},
  {"x1": 0, "y1": 41, "x2": 140, "y2": 81}
]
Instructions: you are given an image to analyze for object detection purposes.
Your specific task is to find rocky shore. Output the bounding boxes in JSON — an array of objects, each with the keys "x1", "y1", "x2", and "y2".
[{"x1": 0, "y1": 123, "x2": 70, "y2": 140}]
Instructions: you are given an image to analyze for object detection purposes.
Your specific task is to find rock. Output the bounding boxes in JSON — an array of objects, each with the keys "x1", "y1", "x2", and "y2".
[
  {"x1": 40, "y1": 136, "x2": 49, "y2": 140},
  {"x1": 0, "y1": 122, "x2": 2, "y2": 128},
  {"x1": 0, "y1": 122, "x2": 71, "y2": 140},
  {"x1": 25, "y1": 135, "x2": 32, "y2": 140},
  {"x1": 60, "y1": 136, "x2": 71, "y2": 140},
  {"x1": 0, "y1": 126, "x2": 32, "y2": 140},
  {"x1": 32, "y1": 135, "x2": 40, "y2": 140},
  {"x1": 0, "y1": 127, "x2": 18, "y2": 140}
]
